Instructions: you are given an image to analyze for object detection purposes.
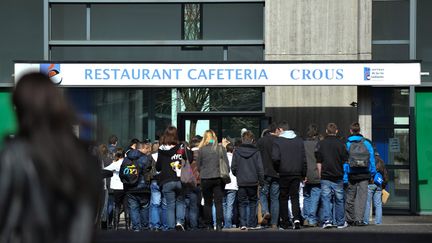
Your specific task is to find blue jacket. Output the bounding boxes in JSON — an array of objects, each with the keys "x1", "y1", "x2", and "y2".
[
  {"x1": 346, "y1": 135, "x2": 376, "y2": 181},
  {"x1": 123, "y1": 149, "x2": 151, "y2": 192}
]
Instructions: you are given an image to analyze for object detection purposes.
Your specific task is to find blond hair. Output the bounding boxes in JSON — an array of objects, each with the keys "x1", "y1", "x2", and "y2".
[{"x1": 198, "y1": 129, "x2": 218, "y2": 148}]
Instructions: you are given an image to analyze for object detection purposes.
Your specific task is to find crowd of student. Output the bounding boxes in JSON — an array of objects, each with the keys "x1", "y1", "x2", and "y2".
[
  {"x1": 99, "y1": 121, "x2": 388, "y2": 232},
  {"x1": 0, "y1": 72, "x2": 392, "y2": 243}
]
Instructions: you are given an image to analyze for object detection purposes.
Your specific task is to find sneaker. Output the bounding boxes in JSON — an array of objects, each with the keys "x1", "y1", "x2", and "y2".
[
  {"x1": 175, "y1": 223, "x2": 185, "y2": 231},
  {"x1": 240, "y1": 226, "x2": 247, "y2": 230},
  {"x1": 248, "y1": 225, "x2": 263, "y2": 230},
  {"x1": 337, "y1": 222, "x2": 349, "y2": 229},
  {"x1": 293, "y1": 220, "x2": 301, "y2": 230},
  {"x1": 322, "y1": 221, "x2": 333, "y2": 229},
  {"x1": 303, "y1": 219, "x2": 309, "y2": 227}
]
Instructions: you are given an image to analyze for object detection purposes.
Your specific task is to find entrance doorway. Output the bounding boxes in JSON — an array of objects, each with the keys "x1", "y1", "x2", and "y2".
[{"x1": 177, "y1": 112, "x2": 268, "y2": 143}]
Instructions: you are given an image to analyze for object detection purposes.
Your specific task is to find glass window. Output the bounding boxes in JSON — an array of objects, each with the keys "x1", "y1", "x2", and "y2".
[
  {"x1": 228, "y1": 46, "x2": 264, "y2": 61},
  {"x1": 182, "y1": 3, "x2": 202, "y2": 40},
  {"x1": 391, "y1": 128, "x2": 409, "y2": 166},
  {"x1": 91, "y1": 4, "x2": 181, "y2": 40},
  {"x1": 372, "y1": 0, "x2": 409, "y2": 40},
  {"x1": 209, "y1": 88, "x2": 263, "y2": 111},
  {"x1": 221, "y1": 116, "x2": 261, "y2": 141},
  {"x1": 65, "y1": 88, "x2": 172, "y2": 146},
  {"x1": 50, "y1": 46, "x2": 224, "y2": 61},
  {"x1": 417, "y1": 0, "x2": 432, "y2": 82},
  {"x1": 385, "y1": 168, "x2": 410, "y2": 209},
  {"x1": 203, "y1": 3, "x2": 263, "y2": 40},
  {"x1": 51, "y1": 4, "x2": 86, "y2": 40},
  {"x1": 372, "y1": 44, "x2": 409, "y2": 60},
  {"x1": 372, "y1": 88, "x2": 410, "y2": 166},
  {"x1": 178, "y1": 88, "x2": 263, "y2": 112}
]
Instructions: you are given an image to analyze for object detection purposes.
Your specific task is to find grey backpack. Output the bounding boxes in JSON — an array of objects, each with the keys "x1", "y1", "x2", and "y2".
[{"x1": 348, "y1": 138, "x2": 370, "y2": 168}]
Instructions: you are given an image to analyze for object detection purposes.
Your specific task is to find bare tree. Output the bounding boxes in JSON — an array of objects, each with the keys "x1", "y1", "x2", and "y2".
[{"x1": 178, "y1": 88, "x2": 209, "y2": 139}]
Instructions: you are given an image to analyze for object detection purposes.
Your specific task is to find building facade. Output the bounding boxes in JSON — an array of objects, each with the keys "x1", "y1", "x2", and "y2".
[{"x1": 0, "y1": 0, "x2": 431, "y2": 214}]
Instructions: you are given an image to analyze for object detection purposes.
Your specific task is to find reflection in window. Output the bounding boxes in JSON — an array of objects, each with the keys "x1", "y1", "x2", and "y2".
[
  {"x1": 182, "y1": 3, "x2": 202, "y2": 40},
  {"x1": 392, "y1": 128, "x2": 409, "y2": 166},
  {"x1": 209, "y1": 88, "x2": 263, "y2": 111},
  {"x1": 386, "y1": 169, "x2": 410, "y2": 209},
  {"x1": 178, "y1": 88, "x2": 263, "y2": 112}
]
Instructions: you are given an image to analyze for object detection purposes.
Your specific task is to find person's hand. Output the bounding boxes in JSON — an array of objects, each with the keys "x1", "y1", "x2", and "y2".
[{"x1": 222, "y1": 138, "x2": 230, "y2": 147}]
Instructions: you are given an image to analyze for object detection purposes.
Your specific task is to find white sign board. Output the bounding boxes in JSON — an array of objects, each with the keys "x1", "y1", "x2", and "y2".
[{"x1": 14, "y1": 62, "x2": 421, "y2": 86}]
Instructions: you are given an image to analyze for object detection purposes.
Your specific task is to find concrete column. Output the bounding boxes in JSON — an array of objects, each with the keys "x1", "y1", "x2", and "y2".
[{"x1": 264, "y1": 0, "x2": 372, "y2": 137}]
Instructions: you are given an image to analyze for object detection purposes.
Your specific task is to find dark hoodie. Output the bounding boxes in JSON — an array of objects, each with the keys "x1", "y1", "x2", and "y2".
[
  {"x1": 231, "y1": 143, "x2": 264, "y2": 187},
  {"x1": 123, "y1": 149, "x2": 151, "y2": 193},
  {"x1": 155, "y1": 143, "x2": 185, "y2": 186}
]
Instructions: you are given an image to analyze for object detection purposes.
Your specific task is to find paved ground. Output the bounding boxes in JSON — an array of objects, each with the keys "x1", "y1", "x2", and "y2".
[{"x1": 96, "y1": 215, "x2": 432, "y2": 243}]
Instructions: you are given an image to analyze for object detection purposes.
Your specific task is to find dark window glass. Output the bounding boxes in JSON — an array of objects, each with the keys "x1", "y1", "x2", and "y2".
[
  {"x1": 209, "y1": 88, "x2": 263, "y2": 111},
  {"x1": 372, "y1": 0, "x2": 409, "y2": 40},
  {"x1": 91, "y1": 4, "x2": 181, "y2": 40},
  {"x1": 228, "y1": 46, "x2": 264, "y2": 61},
  {"x1": 203, "y1": 3, "x2": 263, "y2": 40},
  {"x1": 417, "y1": 0, "x2": 432, "y2": 82},
  {"x1": 51, "y1": 4, "x2": 86, "y2": 40},
  {"x1": 51, "y1": 46, "x2": 224, "y2": 61},
  {"x1": 372, "y1": 44, "x2": 409, "y2": 60},
  {"x1": 65, "y1": 88, "x2": 172, "y2": 145},
  {"x1": 372, "y1": 88, "x2": 410, "y2": 210}
]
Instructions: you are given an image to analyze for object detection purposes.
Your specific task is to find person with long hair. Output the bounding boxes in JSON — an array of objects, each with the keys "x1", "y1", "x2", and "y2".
[
  {"x1": 197, "y1": 130, "x2": 229, "y2": 231},
  {"x1": 155, "y1": 126, "x2": 187, "y2": 231},
  {"x1": 0, "y1": 72, "x2": 101, "y2": 243},
  {"x1": 363, "y1": 151, "x2": 388, "y2": 225}
]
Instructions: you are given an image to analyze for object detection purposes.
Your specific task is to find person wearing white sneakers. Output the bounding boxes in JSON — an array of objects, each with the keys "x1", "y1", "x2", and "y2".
[{"x1": 315, "y1": 123, "x2": 349, "y2": 229}]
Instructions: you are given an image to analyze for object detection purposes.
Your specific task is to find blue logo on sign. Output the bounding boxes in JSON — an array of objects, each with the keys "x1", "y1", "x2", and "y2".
[
  {"x1": 40, "y1": 63, "x2": 62, "y2": 84},
  {"x1": 364, "y1": 67, "x2": 371, "y2": 81}
]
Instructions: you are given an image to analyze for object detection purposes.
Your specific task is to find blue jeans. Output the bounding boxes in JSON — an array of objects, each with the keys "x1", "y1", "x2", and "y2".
[
  {"x1": 162, "y1": 180, "x2": 185, "y2": 230},
  {"x1": 364, "y1": 184, "x2": 382, "y2": 224},
  {"x1": 150, "y1": 180, "x2": 167, "y2": 230},
  {"x1": 320, "y1": 179, "x2": 345, "y2": 226},
  {"x1": 185, "y1": 187, "x2": 199, "y2": 229},
  {"x1": 238, "y1": 186, "x2": 258, "y2": 228},
  {"x1": 127, "y1": 193, "x2": 150, "y2": 231},
  {"x1": 259, "y1": 176, "x2": 280, "y2": 225},
  {"x1": 223, "y1": 190, "x2": 237, "y2": 228},
  {"x1": 303, "y1": 184, "x2": 321, "y2": 225}
]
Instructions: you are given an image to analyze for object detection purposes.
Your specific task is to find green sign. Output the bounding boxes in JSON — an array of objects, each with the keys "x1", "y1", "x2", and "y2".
[{"x1": 0, "y1": 91, "x2": 16, "y2": 148}]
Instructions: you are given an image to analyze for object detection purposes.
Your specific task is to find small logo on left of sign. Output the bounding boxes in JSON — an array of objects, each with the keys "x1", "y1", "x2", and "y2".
[
  {"x1": 364, "y1": 67, "x2": 371, "y2": 81},
  {"x1": 40, "y1": 64, "x2": 62, "y2": 84}
]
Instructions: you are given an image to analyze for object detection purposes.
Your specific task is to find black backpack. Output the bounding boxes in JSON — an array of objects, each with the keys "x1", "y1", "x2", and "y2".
[
  {"x1": 348, "y1": 138, "x2": 370, "y2": 168},
  {"x1": 119, "y1": 157, "x2": 140, "y2": 186}
]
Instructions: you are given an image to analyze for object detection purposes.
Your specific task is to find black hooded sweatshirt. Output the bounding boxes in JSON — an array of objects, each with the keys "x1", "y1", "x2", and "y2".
[
  {"x1": 231, "y1": 143, "x2": 264, "y2": 187},
  {"x1": 155, "y1": 143, "x2": 185, "y2": 186}
]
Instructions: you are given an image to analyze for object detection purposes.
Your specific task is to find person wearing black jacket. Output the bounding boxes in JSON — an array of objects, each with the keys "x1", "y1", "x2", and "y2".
[
  {"x1": 315, "y1": 123, "x2": 349, "y2": 229},
  {"x1": 123, "y1": 142, "x2": 151, "y2": 232},
  {"x1": 256, "y1": 123, "x2": 280, "y2": 228},
  {"x1": 232, "y1": 131, "x2": 264, "y2": 230},
  {"x1": 155, "y1": 126, "x2": 187, "y2": 231},
  {"x1": 272, "y1": 121, "x2": 307, "y2": 230}
]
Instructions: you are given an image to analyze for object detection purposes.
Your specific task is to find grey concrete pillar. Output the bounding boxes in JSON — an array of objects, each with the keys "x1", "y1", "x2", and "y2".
[{"x1": 264, "y1": 0, "x2": 372, "y2": 137}]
